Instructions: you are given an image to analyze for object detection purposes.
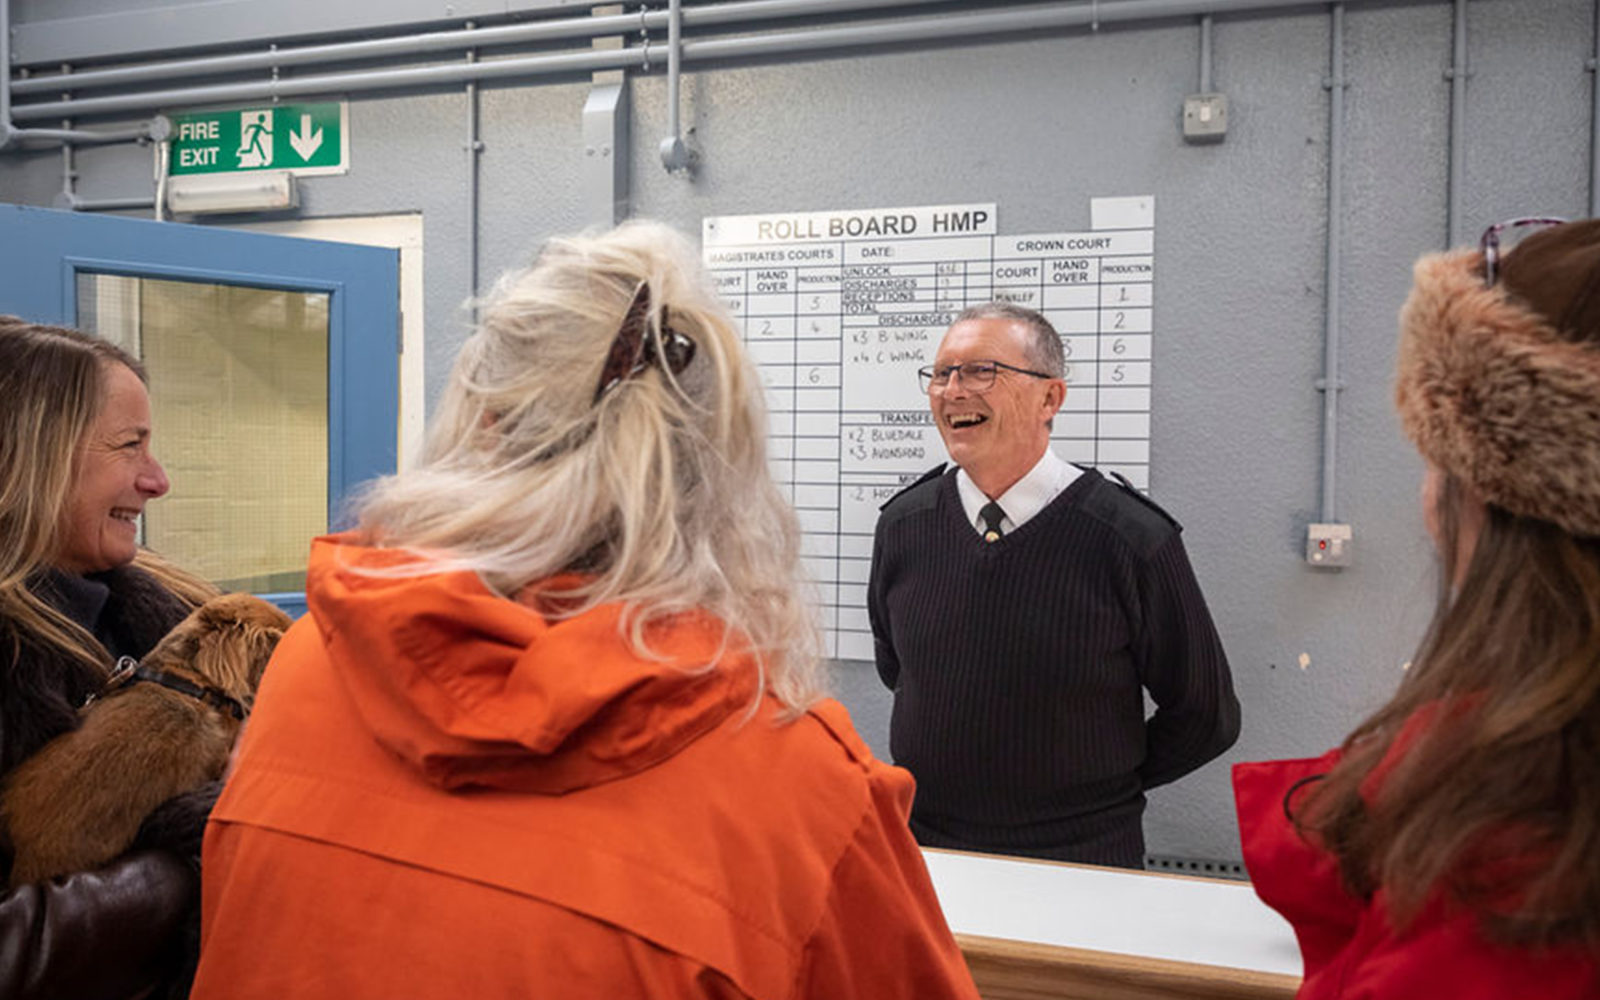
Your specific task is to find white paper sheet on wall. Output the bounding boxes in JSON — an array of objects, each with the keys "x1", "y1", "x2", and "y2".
[
  {"x1": 703, "y1": 197, "x2": 1156, "y2": 659},
  {"x1": 1090, "y1": 195, "x2": 1155, "y2": 231}
]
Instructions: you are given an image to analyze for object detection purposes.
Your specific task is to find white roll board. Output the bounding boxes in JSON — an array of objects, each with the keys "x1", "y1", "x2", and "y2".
[{"x1": 703, "y1": 197, "x2": 1156, "y2": 660}]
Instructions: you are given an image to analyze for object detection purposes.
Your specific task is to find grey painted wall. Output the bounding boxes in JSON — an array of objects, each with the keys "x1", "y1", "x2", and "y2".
[{"x1": 2, "y1": 0, "x2": 1593, "y2": 864}]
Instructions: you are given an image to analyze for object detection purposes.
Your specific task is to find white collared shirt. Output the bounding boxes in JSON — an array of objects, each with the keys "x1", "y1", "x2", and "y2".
[{"x1": 955, "y1": 448, "x2": 1081, "y2": 536}]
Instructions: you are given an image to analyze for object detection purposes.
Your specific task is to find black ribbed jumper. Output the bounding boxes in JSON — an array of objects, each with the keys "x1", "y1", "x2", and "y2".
[{"x1": 867, "y1": 467, "x2": 1239, "y2": 868}]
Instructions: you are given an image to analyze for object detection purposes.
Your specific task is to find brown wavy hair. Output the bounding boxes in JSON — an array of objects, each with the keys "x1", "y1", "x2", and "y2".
[
  {"x1": 1300, "y1": 487, "x2": 1600, "y2": 949},
  {"x1": 1300, "y1": 227, "x2": 1600, "y2": 951}
]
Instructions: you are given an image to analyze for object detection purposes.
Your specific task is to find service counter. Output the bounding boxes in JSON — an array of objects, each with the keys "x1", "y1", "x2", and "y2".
[{"x1": 924, "y1": 849, "x2": 1303, "y2": 1000}]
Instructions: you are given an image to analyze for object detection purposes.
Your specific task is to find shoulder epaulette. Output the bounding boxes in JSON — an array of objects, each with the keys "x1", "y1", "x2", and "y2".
[
  {"x1": 878, "y1": 462, "x2": 948, "y2": 512},
  {"x1": 1074, "y1": 466, "x2": 1183, "y2": 559},
  {"x1": 1103, "y1": 469, "x2": 1182, "y2": 531}
]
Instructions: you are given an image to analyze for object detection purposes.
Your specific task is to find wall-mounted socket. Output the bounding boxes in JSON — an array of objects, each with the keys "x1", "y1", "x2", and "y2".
[
  {"x1": 1183, "y1": 92, "x2": 1228, "y2": 143},
  {"x1": 1307, "y1": 522, "x2": 1352, "y2": 568}
]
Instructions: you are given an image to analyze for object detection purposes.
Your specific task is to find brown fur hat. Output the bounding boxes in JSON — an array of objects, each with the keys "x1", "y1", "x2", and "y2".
[{"x1": 1395, "y1": 220, "x2": 1600, "y2": 537}]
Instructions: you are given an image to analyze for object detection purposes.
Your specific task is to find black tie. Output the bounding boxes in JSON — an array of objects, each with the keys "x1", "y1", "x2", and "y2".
[{"x1": 979, "y1": 502, "x2": 1006, "y2": 543}]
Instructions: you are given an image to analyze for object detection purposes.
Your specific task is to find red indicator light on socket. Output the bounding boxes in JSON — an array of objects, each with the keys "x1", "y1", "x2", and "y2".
[{"x1": 1318, "y1": 539, "x2": 1328, "y2": 550}]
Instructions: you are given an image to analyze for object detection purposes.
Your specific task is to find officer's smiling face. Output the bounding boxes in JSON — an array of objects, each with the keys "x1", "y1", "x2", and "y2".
[{"x1": 930, "y1": 318, "x2": 1062, "y2": 497}]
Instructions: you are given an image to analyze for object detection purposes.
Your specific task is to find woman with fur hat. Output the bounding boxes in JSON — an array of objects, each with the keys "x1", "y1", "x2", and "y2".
[
  {"x1": 192, "y1": 221, "x2": 979, "y2": 1000},
  {"x1": 0, "y1": 318, "x2": 220, "y2": 1000},
  {"x1": 1235, "y1": 219, "x2": 1600, "y2": 997}
]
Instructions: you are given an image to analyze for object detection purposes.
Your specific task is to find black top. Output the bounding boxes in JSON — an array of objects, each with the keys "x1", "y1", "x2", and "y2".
[
  {"x1": 867, "y1": 467, "x2": 1240, "y2": 867},
  {"x1": 0, "y1": 563, "x2": 198, "y2": 1000},
  {"x1": 7, "y1": 567, "x2": 188, "y2": 772}
]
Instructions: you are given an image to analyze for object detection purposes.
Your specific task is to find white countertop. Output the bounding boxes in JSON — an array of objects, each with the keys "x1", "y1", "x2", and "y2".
[{"x1": 923, "y1": 848, "x2": 1303, "y2": 978}]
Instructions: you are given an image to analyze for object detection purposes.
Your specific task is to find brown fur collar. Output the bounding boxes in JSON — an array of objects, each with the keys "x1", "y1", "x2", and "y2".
[
  {"x1": 1396, "y1": 249, "x2": 1600, "y2": 537},
  {"x1": 1, "y1": 565, "x2": 191, "y2": 773}
]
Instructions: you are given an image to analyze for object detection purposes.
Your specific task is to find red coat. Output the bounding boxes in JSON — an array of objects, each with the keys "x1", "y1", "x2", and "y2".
[
  {"x1": 191, "y1": 535, "x2": 979, "y2": 1000},
  {"x1": 1234, "y1": 750, "x2": 1599, "y2": 999}
]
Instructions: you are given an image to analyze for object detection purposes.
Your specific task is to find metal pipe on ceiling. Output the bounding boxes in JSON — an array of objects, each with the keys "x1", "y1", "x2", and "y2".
[
  {"x1": 73, "y1": 194, "x2": 157, "y2": 212},
  {"x1": 12, "y1": 124, "x2": 150, "y2": 143},
  {"x1": 678, "y1": 0, "x2": 1313, "y2": 63},
  {"x1": 10, "y1": 47, "x2": 647, "y2": 122},
  {"x1": 61, "y1": 135, "x2": 75, "y2": 204},
  {"x1": 1318, "y1": 3, "x2": 1346, "y2": 525},
  {"x1": 466, "y1": 28, "x2": 483, "y2": 308},
  {"x1": 152, "y1": 136, "x2": 170, "y2": 221},
  {"x1": 8, "y1": 0, "x2": 1424, "y2": 125},
  {"x1": 1447, "y1": 0, "x2": 1468, "y2": 245},
  {"x1": 668, "y1": 0, "x2": 684, "y2": 142},
  {"x1": 7, "y1": 0, "x2": 941, "y2": 96},
  {"x1": 661, "y1": 0, "x2": 697, "y2": 173},
  {"x1": 58, "y1": 67, "x2": 79, "y2": 207},
  {"x1": 0, "y1": 0, "x2": 156, "y2": 147},
  {"x1": 9, "y1": 12, "x2": 655, "y2": 95},
  {"x1": 1, "y1": 2, "x2": 14, "y2": 142},
  {"x1": 1592, "y1": 0, "x2": 1599, "y2": 216}
]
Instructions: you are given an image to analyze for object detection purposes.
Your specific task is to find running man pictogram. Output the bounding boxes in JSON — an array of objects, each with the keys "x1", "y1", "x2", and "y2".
[{"x1": 237, "y1": 111, "x2": 272, "y2": 168}]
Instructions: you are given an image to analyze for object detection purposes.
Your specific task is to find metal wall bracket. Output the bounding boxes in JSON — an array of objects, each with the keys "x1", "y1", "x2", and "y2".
[{"x1": 583, "y1": 80, "x2": 630, "y2": 225}]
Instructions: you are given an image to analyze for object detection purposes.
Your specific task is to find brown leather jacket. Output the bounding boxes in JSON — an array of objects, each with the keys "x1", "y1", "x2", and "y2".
[
  {"x1": 1, "y1": 565, "x2": 199, "y2": 1000},
  {"x1": 0, "y1": 852, "x2": 195, "y2": 1000}
]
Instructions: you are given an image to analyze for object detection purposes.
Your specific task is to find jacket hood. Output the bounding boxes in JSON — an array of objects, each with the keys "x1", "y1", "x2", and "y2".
[
  {"x1": 1396, "y1": 248, "x2": 1600, "y2": 537},
  {"x1": 303, "y1": 533, "x2": 758, "y2": 794}
]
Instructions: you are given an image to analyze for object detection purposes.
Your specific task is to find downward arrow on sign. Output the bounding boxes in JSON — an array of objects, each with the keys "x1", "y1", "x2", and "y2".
[{"x1": 288, "y1": 114, "x2": 323, "y2": 161}]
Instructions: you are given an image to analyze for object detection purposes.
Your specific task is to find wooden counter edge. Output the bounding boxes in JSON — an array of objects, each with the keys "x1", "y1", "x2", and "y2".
[{"x1": 954, "y1": 932, "x2": 1302, "y2": 1000}]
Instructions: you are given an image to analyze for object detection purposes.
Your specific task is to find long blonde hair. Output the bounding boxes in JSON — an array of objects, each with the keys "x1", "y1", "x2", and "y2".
[
  {"x1": 0, "y1": 318, "x2": 139, "y2": 671},
  {"x1": 356, "y1": 221, "x2": 825, "y2": 713},
  {"x1": 0, "y1": 318, "x2": 216, "y2": 676}
]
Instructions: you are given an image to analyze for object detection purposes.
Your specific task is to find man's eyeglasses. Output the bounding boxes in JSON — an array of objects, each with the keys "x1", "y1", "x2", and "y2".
[
  {"x1": 1480, "y1": 217, "x2": 1566, "y2": 289},
  {"x1": 594, "y1": 281, "x2": 697, "y2": 403},
  {"x1": 917, "y1": 360, "x2": 1056, "y2": 394}
]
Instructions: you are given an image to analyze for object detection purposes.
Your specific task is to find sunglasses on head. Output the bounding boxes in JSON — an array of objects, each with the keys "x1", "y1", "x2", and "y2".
[
  {"x1": 593, "y1": 281, "x2": 697, "y2": 404},
  {"x1": 1480, "y1": 217, "x2": 1567, "y2": 289}
]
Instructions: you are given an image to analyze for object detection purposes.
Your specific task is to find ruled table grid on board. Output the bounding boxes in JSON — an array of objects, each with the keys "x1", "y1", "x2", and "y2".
[{"x1": 706, "y1": 223, "x2": 1154, "y2": 661}]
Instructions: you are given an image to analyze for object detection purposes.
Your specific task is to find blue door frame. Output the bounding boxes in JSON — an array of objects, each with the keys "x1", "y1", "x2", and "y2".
[{"x1": 0, "y1": 203, "x2": 400, "y2": 616}]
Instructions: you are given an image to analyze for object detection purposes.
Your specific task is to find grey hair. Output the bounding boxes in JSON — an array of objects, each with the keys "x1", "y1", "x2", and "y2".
[
  {"x1": 354, "y1": 221, "x2": 825, "y2": 715},
  {"x1": 953, "y1": 301, "x2": 1066, "y2": 377}
]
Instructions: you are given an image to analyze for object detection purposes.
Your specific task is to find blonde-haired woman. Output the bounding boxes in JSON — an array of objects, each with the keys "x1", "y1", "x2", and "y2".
[
  {"x1": 1235, "y1": 219, "x2": 1600, "y2": 997},
  {"x1": 194, "y1": 221, "x2": 980, "y2": 1000},
  {"x1": 0, "y1": 317, "x2": 218, "y2": 1000}
]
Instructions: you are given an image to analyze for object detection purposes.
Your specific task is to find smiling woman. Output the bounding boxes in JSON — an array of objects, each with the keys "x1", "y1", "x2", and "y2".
[
  {"x1": 0, "y1": 316, "x2": 219, "y2": 1000},
  {"x1": 52, "y1": 361, "x2": 171, "y2": 574}
]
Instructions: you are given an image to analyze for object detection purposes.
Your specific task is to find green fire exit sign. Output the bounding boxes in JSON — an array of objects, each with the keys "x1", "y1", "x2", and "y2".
[{"x1": 169, "y1": 102, "x2": 348, "y2": 176}]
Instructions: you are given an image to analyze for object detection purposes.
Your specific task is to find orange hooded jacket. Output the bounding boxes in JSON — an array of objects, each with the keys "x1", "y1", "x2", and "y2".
[{"x1": 191, "y1": 535, "x2": 979, "y2": 1000}]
